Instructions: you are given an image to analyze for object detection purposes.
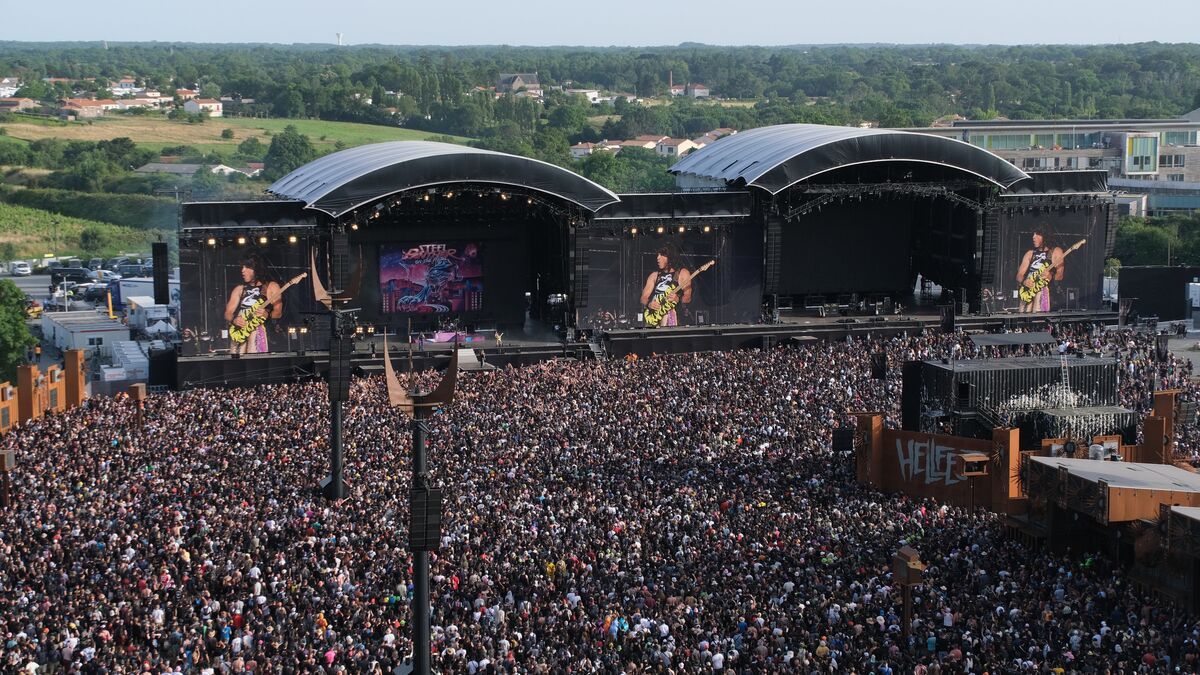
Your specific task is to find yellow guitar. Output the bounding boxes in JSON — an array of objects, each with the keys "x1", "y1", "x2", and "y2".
[
  {"x1": 229, "y1": 273, "x2": 307, "y2": 344},
  {"x1": 644, "y1": 260, "x2": 715, "y2": 328},
  {"x1": 1018, "y1": 239, "x2": 1085, "y2": 305}
]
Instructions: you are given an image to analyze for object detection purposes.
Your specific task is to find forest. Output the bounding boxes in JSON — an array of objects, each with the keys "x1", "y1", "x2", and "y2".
[{"x1": 1, "y1": 42, "x2": 1199, "y2": 249}]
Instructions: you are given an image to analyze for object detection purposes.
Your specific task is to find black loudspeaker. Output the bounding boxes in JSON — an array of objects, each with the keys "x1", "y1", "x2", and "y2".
[
  {"x1": 695, "y1": 310, "x2": 708, "y2": 325},
  {"x1": 882, "y1": 297, "x2": 894, "y2": 315},
  {"x1": 328, "y1": 338, "x2": 353, "y2": 401},
  {"x1": 901, "y1": 361, "x2": 923, "y2": 431},
  {"x1": 955, "y1": 380, "x2": 974, "y2": 409},
  {"x1": 939, "y1": 304, "x2": 955, "y2": 334},
  {"x1": 762, "y1": 335, "x2": 775, "y2": 350},
  {"x1": 148, "y1": 348, "x2": 177, "y2": 388},
  {"x1": 871, "y1": 352, "x2": 888, "y2": 380},
  {"x1": 1156, "y1": 334, "x2": 1171, "y2": 362},
  {"x1": 409, "y1": 487, "x2": 443, "y2": 551},
  {"x1": 832, "y1": 428, "x2": 855, "y2": 453},
  {"x1": 152, "y1": 241, "x2": 170, "y2": 306}
]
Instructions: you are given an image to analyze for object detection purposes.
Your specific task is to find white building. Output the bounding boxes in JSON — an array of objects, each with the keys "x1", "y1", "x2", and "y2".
[
  {"x1": 41, "y1": 311, "x2": 129, "y2": 359},
  {"x1": 184, "y1": 98, "x2": 223, "y2": 117}
]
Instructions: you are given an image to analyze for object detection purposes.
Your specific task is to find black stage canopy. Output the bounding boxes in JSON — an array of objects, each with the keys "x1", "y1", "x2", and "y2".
[
  {"x1": 968, "y1": 332, "x2": 1058, "y2": 347},
  {"x1": 594, "y1": 191, "x2": 752, "y2": 220},
  {"x1": 268, "y1": 141, "x2": 620, "y2": 217},
  {"x1": 1001, "y1": 170, "x2": 1110, "y2": 196},
  {"x1": 181, "y1": 199, "x2": 318, "y2": 231},
  {"x1": 669, "y1": 124, "x2": 1029, "y2": 193}
]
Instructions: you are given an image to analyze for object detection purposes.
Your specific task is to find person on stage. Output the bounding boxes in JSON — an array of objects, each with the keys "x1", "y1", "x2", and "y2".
[
  {"x1": 1016, "y1": 227, "x2": 1063, "y2": 313},
  {"x1": 640, "y1": 245, "x2": 692, "y2": 327},
  {"x1": 224, "y1": 253, "x2": 283, "y2": 354}
]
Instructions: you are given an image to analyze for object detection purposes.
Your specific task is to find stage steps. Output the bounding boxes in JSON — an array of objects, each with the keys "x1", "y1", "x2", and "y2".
[{"x1": 457, "y1": 348, "x2": 496, "y2": 372}]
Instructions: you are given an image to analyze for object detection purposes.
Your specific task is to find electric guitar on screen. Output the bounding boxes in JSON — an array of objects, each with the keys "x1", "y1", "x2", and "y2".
[
  {"x1": 229, "y1": 273, "x2": 308, "y2": 344},
  {"x1": 1018, "y1": 239, "x2": 1086, "y2": 305},
  {"x1": 644, "y1": 260, "x2": 716, "y2": 328}
]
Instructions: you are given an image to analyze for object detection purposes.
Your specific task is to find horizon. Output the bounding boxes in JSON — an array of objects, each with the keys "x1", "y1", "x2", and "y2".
[{"x1": 4, "y1": 0, "x2": 1199, "y2": 47}]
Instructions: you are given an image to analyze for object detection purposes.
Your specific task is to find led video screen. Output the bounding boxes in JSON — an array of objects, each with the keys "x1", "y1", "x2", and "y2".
[{"x1": 379, "y1": 241, "x2": 484, "y2": 314}]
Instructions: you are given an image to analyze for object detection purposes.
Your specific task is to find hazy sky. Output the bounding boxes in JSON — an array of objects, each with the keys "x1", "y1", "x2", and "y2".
[{"x1": 6, "y1": 0, "x2": 1199, "y2": 46}]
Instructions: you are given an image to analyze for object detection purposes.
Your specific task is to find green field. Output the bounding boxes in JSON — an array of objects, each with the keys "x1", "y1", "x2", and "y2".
[
  {"x1": 0, "y1": 201, "x2": 170, "y2": 259},
  {"x1": 0, "y1": 112, "x2": 470, "y2": 160}
]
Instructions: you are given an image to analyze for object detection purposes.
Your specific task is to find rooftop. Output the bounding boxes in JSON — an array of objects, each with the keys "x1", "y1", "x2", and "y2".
[{"x1": 1029, "y1": 456, "x2": 1200, "y2": 492}]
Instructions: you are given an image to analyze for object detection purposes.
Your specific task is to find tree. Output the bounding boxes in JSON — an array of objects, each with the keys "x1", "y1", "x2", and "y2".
[
  {"x1": 79, "y1": 226, "x2": 107, "y2": 253},
  {"x1": 221, "y1": 128, "x2": 235, "y2": 140},
  {"x1": 236, "y1": 136, "x2": 265, "y2": 160},
  {"x1": 0, "y1": 279, "x2": 36, "y2": 383},
  {"x1": 262, "y1": 125, "x2": 317, "y2": 181}
]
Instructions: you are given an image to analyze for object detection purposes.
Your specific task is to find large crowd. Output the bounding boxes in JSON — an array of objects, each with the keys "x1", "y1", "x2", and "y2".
[{"x1": 1, "y1": 323, "x2": 1199, "y2": 674}]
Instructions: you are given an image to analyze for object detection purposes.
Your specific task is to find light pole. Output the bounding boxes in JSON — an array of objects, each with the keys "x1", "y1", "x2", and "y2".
[{"x1": 382, "y1": 338, "x2": 458, "y2": 675}]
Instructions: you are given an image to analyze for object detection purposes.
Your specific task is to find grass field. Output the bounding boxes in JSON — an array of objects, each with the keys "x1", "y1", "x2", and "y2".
[
  {"x1": 0, "y1": 201, "x2": 170, "y2": 259},
  {"x1": 0, "y1": 113, "x2": 471, "y2": 159}
]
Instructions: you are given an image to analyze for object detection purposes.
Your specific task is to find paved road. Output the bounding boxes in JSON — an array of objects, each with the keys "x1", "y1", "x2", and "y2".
[{"x1": 8, "y1": 273, "x2": 55, "y2": 300}]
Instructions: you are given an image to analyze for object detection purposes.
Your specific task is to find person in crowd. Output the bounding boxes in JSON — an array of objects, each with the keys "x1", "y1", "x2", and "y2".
[{"x1": 0, "y1": 323, "x2": 1196, "y2": 673}]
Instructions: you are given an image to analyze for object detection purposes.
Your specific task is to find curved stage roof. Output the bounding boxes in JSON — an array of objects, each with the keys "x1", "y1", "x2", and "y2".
[
  {"x1": 670, "y1": 124, "x2": 1029, "y2": 194},
  {"x1": 268, "y1": 141, "x2": 620, "y2": 217}
]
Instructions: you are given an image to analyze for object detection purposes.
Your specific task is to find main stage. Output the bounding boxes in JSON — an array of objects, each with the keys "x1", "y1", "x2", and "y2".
[{"x1": 169, "y1": 308, "x2": 1118, "y2": 389}]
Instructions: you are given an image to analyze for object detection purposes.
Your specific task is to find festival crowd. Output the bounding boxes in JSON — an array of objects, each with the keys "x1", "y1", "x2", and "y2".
[{"x1": 1, "y1": 323, "x2": 1199, "y2": 674}]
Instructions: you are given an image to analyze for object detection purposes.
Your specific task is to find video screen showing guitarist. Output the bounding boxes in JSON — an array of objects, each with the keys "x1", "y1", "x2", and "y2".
[
  {"x1": 1016, "y1": 227, "x2": 1064, "y2": 313},
  {"x1": 224, "y1": 253, "x2": 283, "y2": 354},
  {"x1": 641, "y1": 245, "x2": 691, "y2": 328}
]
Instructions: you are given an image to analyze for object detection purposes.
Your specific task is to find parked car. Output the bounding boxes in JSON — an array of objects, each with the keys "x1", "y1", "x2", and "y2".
[
  {"x1": 90, "y1": 269, "x2": 121, "y2": 283},
  {"x1": 104, "y1": 257, "x2": 130, "y2": 271},
  {"x1": 82, "y1": 283, "x2": 111, "y2": 303},
  {"x1": 51, "y1": 267, "x2": 93, "y2": 286},
  {"x1": 117, "y1": 263, "x2": 144, "y2": 278},
  {"x1": 10, "y1": 261, "x2": 31, "y2": 277},
  {"x1": 87, "y1": 258, "x2": 103, "y2": 270}
]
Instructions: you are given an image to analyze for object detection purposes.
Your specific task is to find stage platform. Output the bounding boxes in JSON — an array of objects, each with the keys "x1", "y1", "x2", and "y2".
[
  {"x1": 598, "y1": 309, "x2": 1118, "y2": 358},
  {"x1": 170, "y1": 309, "x2": 1118, "y2": 390}
]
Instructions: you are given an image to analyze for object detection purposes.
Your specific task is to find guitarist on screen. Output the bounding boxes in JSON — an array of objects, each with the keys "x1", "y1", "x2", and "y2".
[
  {"x1": 641, "y1": 245, "x2": 691, "y2": 327},
  {"x1": 224, "y1": 253, "x2": 283, "y2": 354},
  {"x1": 1016, "y1": 228, "x2": 1064, "y2": 313}
]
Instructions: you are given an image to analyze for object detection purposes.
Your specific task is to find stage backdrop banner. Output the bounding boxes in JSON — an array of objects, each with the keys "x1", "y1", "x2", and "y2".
[
  {"x1": 579, "y1": 229, "x2": 760, "y2": 329},
  {"x1": 992, "y1": 205, "x2": 1108, "y2": 312},
  {"x1": 379, "y1": 241, "x2": 484, "y2": 314},
  {"x1": 179, "y1": 239, "x2": 322, "y2": 356}
]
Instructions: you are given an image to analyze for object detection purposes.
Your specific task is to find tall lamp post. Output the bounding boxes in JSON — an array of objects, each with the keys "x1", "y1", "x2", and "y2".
[{"x1": 383, "y1": 337, "x2": 458, "y2": 675}]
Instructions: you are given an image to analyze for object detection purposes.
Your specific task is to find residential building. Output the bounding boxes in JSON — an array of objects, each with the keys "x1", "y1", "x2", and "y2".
[
  {"x1": 174, "y1": 88, "x2": 198, "y2": 100},
  {"x1": 0, "y1": 98, "x2": 37, "y2": 112},
  {"x1": 565, "y1": 88, "x2": 601, "y2": 104},
  {"x1": 656, "y1": 138, "x2": 698, "y2": 158},
  {"x1": 0, "y1": 76, "x2": 21, "y2": 98},
  {"x1": 570, "y1": 142, "x2": 598, "y2": 159},
  {"x1": 685, "y1": 83, "x2": 710, "y2": 98},
  {"x1": 60, "y1": 98, "x2": 117, "y2": 118},
  {"x1": 496, "y1": 73, "x2": 539, "y2": 94},
  {"x1": 184, "y1": 99, "x2": 223, "y2": 117},
  {"x1": 669, "y1": 84, "x2": 686, "y2": 97}
]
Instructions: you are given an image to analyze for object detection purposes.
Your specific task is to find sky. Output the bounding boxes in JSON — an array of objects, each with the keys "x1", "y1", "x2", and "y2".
[{"x1": 5, "y1": 0, "x2": 1199, "y2": 46}]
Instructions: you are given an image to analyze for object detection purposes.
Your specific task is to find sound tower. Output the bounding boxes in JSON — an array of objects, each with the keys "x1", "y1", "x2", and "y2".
[
  {"x1": 901, "y1": 361, "x2": 923, "y2": 431},
  {"x1": 332, "y1": 230, "x2": 350, "y2": 290},
  {"x1": 328, "y1": 338, "x2": 353, "y2": 401},
  {"x1": 870, "y1": 352, "x2": 888, "y2": 380},
  {"x1": 939, "y1": 304, "x2": 955, "y2": 334},
  {"x1": 152, "y1": 241, "x2": 170, "y2": 306}
]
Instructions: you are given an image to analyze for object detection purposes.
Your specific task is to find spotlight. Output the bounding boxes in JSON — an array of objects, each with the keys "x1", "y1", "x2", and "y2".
[
  {"x1": 630, "y1": 227, "x2": 638, "y2": 235},
  {"x1": 678, "y1": 225, "x2": 686, "y2": 233},
  {"x1": 703, "y1": 225, "x2": 712, "y2": 233},
  {"x1": 236, "y1": 236, "x2": 246, "y2": 245},
  {"x1": 445, "y1": 191, "x2": 454, "y2": 198},
  {"x1": 206, "y1": 237, "x2": 216, "y2": 246},
  {"x1": 423, "y1": 194, "x2": 430, "y2": 202},
  {"x1": 656, "y1": 226, "x2": 665, "y2": 234},
  {"x1": 366, "y1": 325, "x2": 375, "y2": 334},
  {"x1": 299, "y1": 326, "x2": 308, "y2": 335},
  {"x1": 355, "y1": 325, "x2": 364, "y2": 335},
  {"x1": 500, "y1": 193, "x2": 508, "y2": 200},
  {"x1": 351, "y1": 223, "x2": 359, "y2": 231},
  {"x1": 288, "y1": 326, "x2": 297, "y2": 336},
  {"x1": 288, "y1": 235, "x2": 298, "y2": 244},
  {"x1": 527, "y1": 197, "x2": 533, "y2": 205},
  {"x1": 258, "y1": 236, "x2": 268, "y2": 244}
]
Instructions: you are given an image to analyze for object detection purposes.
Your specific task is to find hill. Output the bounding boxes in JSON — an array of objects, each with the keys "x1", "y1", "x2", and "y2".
[{"x1": 0, "y1": 201, "x2": 171, "y2": 260}]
